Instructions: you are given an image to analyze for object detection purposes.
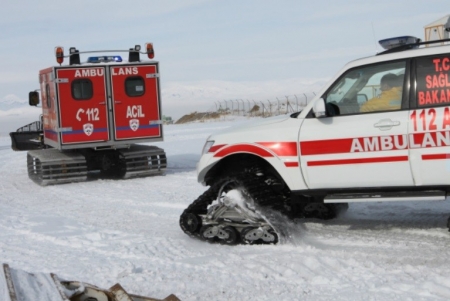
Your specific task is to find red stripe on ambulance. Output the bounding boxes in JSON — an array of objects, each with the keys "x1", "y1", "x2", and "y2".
[
  {"x1": 256, "y1": 142, "x2": 297, "y2": 156},
  {"x1": 208, "y1": 144, "x2": 226, "y2": 153},
  {"x1": 212, "y1": 142, "x2": 297, "y2": 158},
  {"x1": 422, "y1": 153, "x2": 450, "y2": 160},
  {"x1": 301, "y1": 131, "x2": 450, "y2": 156},
  {"x1": 214, "y1": 144, "x2": 274, "y2": 158},
  {"x1": 307, "y1": 156, "x2": 408, "y2": 167}
]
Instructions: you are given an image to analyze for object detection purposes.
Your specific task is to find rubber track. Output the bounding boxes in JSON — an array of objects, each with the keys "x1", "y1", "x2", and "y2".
[{"x1": 179, "y1": 172, "x2": 289, "y2": 243}]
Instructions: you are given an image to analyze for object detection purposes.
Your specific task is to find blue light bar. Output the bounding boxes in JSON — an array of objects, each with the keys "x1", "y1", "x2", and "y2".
[
  {"x1": 87, "y1": 55, "x2": 123, "y2": 63},
  {"x1": 378, "y1": 36, "x2": 420, "y2": 50}
]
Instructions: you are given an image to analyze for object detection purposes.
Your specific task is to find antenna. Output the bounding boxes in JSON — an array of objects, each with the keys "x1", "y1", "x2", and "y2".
[{"x1": 371, "y1": 22, "x2": 379, "y2": 52}]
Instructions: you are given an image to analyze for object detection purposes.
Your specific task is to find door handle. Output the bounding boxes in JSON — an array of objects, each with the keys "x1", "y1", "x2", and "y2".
[
  {"x1": 115, "y1": 101, "x2": 122, "y2": 104},
  {"x1": 99, "y1": 101, "x2": 106, "y2": 105},
  {"x1": 374, "y1": 119, "x2": 400, "y2": 131}
]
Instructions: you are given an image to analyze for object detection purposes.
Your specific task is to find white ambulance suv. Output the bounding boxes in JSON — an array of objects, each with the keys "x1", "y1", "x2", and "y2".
[{"x1": 179, "y1": 37, "x2": 450, "y2": 245}]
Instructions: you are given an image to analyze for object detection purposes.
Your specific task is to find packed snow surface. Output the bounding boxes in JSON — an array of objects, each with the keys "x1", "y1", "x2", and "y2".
[{"x1": 2, "y1": 118, "x2": 450, "y2": 300}]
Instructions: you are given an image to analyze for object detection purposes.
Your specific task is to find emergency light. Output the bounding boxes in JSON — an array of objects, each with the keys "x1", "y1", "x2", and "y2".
[
  {"x1": 53, "y1": 43, "x2": 154, "y2": 65},
  {"x1": 55, "y1": 47, "x2": 64, "y2": 65},
  {"x1": 87, "y1": 56, "x2": 123, "y2": 63},
  {"x1": 145, "y1": 43, "x2": 155, "y2": 59},
  {"x1": 378, "y1": 36, "x2": 421, "y2": 50}
]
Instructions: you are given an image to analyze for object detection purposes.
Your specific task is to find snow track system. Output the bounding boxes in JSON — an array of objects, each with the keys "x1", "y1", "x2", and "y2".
[
  {"x1": 1, "y1": 263, "x2": 179, "y2": 301},
  {"x1": 180, "y1": 172, "x2": 283, "y2": 245},
  {"x1": 27, "y1": 149, "x2": 88, "y2": 186},
  {"x1": 27, "y1": 145, "x2": 166, "y2": 186},
  {"x1": 179, "y1": 171, "x2": 348, "y2": 245}
]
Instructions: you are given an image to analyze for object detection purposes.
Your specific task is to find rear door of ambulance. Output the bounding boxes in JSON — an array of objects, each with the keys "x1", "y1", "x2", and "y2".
[
  {"x1": 109, "y1": 63, "x2": 162, "y2": 141},
  {"x1": 56, "y1": 66, "x2": 109, "y2": 147}
]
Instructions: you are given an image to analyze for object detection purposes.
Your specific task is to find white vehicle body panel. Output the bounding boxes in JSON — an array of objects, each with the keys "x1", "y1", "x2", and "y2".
[
  {"x1": 197, "y1": 115, "x2": 306, "y2": 190},
  {"x1": 408, "y1": 107, "x2": 450, "y2": 186},
  {"x1": 197, "y1": 41, "x2": 450, "y2": 201},
  {"x1": 298, "y1": 110, "x2": 413, "y2": 189}
]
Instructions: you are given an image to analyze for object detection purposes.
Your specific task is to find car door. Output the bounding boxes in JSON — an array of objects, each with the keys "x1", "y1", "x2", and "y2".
[
  {"x1": 299, "y1": 60, "x2": 415, "y2": 189},
  {"x1": 408, "y1": 54, "x2": 450, "y2": 186}
]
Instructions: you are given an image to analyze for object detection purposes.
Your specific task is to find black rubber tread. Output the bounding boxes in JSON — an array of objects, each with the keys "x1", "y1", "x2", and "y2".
[{"x1": 179, "y1": 172, "x2": 287, "y2": 244}]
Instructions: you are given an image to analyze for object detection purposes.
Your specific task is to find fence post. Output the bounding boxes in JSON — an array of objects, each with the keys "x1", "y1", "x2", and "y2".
[
  {"x1": 260, "y1": 101, "x2": 266, "y2": 117},
  {"x1": 286, "y1": 95, "x2": 294, "y2": 113}
]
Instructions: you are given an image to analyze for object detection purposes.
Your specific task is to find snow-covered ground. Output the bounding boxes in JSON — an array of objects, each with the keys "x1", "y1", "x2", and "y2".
[{"x1": 2, "y1": 118, "x2": 450, "y2": 300}]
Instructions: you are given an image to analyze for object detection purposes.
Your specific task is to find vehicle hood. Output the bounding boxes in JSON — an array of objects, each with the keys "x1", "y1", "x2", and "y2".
[
  {"x1": 214, "y1": 115, "x2": 291, "y2": 136},
  {"x1": 208, "y1": 114, "x2": 302, "y2": 144}
]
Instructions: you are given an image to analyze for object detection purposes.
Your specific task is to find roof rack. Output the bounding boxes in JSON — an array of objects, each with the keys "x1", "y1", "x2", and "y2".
[{"x1": 377, "y1": 38, "x2": 450, "y2": 55}]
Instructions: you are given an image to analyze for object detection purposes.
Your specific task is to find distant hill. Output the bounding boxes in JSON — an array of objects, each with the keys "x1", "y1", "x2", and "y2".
[
  {"x1": 175, "y1": 112, "x2": 221, "y2": 124},
  {"x1": 0, "y1": 94, "x2": 27, "y2": 111}
]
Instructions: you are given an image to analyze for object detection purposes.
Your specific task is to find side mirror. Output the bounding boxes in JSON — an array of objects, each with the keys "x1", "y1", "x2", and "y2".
[
  {"x1": 29, "y1": 91, "x2": 40, "y2": 106},
  {"x1": 313, "y1": 98, "x2": 326, "y2": 118}
]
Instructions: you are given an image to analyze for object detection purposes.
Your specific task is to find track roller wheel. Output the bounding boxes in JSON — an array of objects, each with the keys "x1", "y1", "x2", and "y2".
[
  {"x1": 180, "y1": 213, "x2": 201, "y2": 234},
  {"x1": 199, "y1": 225, "x2": 216, "y2": 242},
  {"x1": 221, "y1": 226, "x2": 239, "y2": 245},
  {"x1": 264, "y1": 229, "x2": 278, "y2": 244},
  {"x1": 241, "y1": 227, "x2": 278, "y2": 245},
  {"x1": 241, "y1": 227, "x2": 258, "y2": 244}
]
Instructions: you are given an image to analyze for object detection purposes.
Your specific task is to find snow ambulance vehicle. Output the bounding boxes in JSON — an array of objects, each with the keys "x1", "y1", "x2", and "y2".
[
  {"x1": 180, "y1": 36, "x2": 450, "y2": 245},
  {"x1": 10, "y1": 44, "x2": 166, "y2": 186}
]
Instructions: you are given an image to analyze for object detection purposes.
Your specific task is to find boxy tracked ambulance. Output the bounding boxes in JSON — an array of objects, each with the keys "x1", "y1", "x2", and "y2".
[
  {"x1": 180, "y1": 36, "x2": 450, "y2": 245},
  {"x1": 10, "y1": 44, "x2": 166, "y2": 185}
]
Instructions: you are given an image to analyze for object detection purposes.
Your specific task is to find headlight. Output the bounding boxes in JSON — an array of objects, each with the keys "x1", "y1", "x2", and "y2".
[{"x1": 201, "y1": 140, "x2": 215, "y2": 155}]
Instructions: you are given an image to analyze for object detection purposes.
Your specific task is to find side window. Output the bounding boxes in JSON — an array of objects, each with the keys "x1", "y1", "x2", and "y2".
[
  {"x1": 125, "y1": 76, "x2": 145, "y2": 97},
  {"x1": 72, "y1": 79, "x2": 93, "y2": 100},
  {"x1": 416, "y1": 55, "x2": 450, "y2": 108},
  {"x1": 45, "y1": 84, "x2": 51, "y2": 108},
  {"x1": 324, "y1": 61, "x2": 406, "y2": 115}
]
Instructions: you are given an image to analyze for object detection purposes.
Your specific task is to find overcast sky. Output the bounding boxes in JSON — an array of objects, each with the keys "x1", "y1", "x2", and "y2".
[{"x1": 0, "y1": 1, "x2": 448, "y2": 105}]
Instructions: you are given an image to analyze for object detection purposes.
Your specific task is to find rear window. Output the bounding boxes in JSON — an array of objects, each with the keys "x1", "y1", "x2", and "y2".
[
  {"x1": 72, "y1": 79, "x2": 93, "y2": 100},
  {"x1": 416, "y1": 55, "x2": 450, "y2": 108},
  {"x1": 46, "y1": 84, "x2": 51, "y2": 108},
  {"x1": 125, "y1": 76, "x2": 145, "y2": 97}
]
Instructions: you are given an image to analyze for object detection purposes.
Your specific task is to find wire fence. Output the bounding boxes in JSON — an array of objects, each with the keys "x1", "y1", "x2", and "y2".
[
  {"x1": 174, "y1": 92, "x2": 318, "y2": 124},
  {"x1": 210, "y1": 92, "x2": 317, "y2": 118}
]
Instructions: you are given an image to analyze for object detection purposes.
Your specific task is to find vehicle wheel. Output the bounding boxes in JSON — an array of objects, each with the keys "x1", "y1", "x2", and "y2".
[
  {"x1": 221, "y1": 226, "x2": 239, "y2": 245},
  {"x1": 334, "y1": 203, "x2": 349, "y2": 215},
  {"x1": 303, "y1": 203, "x2": 335, "y2": 219},
  {"x1": 180, "y1": 213, "x2": 201, "y2": 234}
]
